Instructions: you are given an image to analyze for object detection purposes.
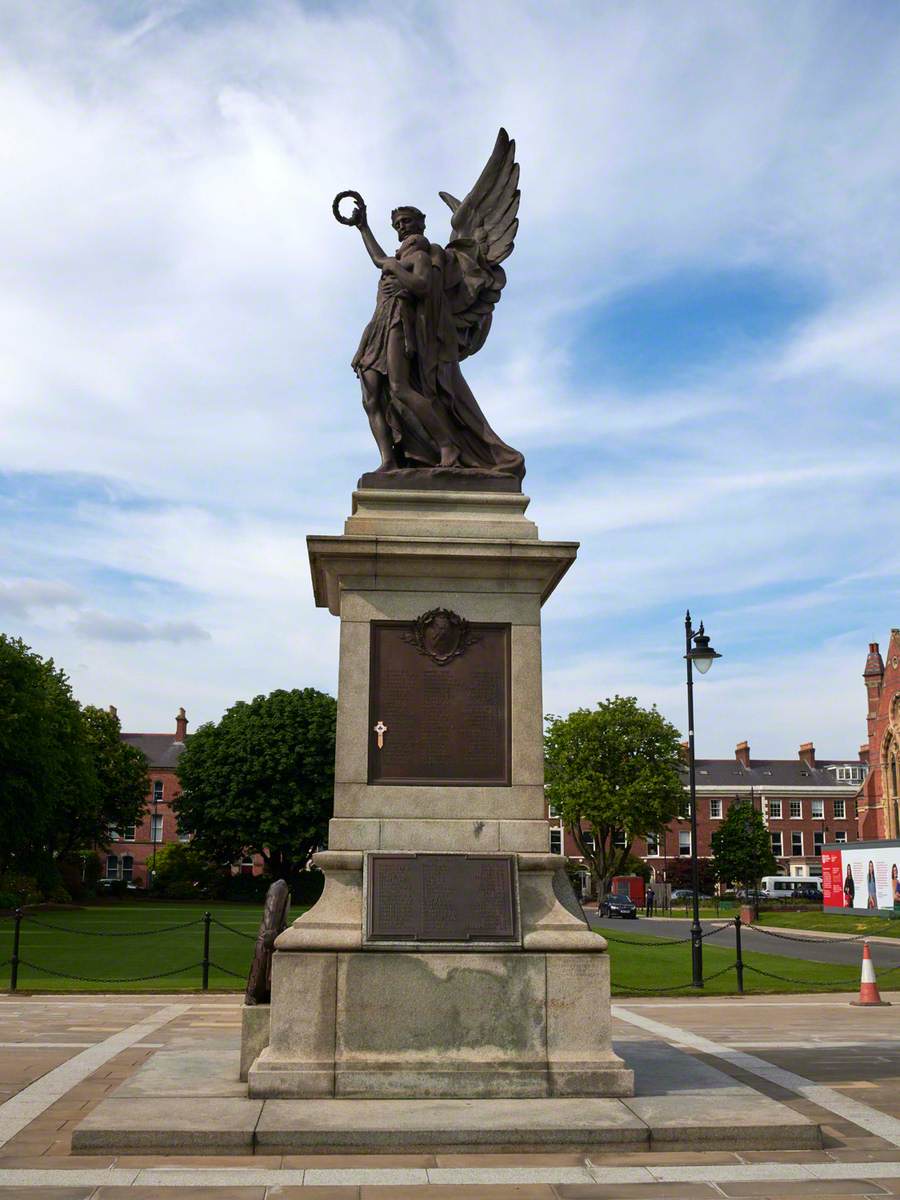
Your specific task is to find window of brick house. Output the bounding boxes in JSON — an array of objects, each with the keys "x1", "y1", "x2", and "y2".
[
  {"x1": 833, "y1": 799, "x2": 845, "y2": 819},
  {"x1": 646, "y1": 832, "x2": 659, "y2": 855},
  {"x1": 550, "y1": 828, "x2": 562, "y2": 854},
  {"x1": 834, "y1": 830, "x2": 847, "y2": 843},
  {"x1": 771, "y1": 831, "x2": 783, "y2": 856},
  {"x1": 813, "y1": 830, "x2": 824, "y2": 856},
  {"x1": 811, "y1": 799, "x2": 824, "y2": 819},
  {"x1": 123, "y1": 825, "x2": 135, "y2": 842},
  {"x1": 105, "y1": 855, "x2": 119, "y2": 879},
  {"x1": 153, "y1": 780, "x2": 164, "y2": 803},
  {"x1": 151, "y1": 814, "x2": 163, "y2": 843},
  {"x1": 108, "y1": 825, "x2": 120, "y2": 841},
  {"x1": 121, "y1": 855, "x2": 133, "y2": 882},
  {"x1": 709, "y1": 798, "x2": 722, "y2": 819},
  {"x1": 611, "y1": 830, "x2": 626, "y2": 849},
  {"x1": 678, "y1": 831, "x2": 691, "y2": 856},
  {"x1": 583, "y1": 830, "x2": 597, "y2": 852},
  {"x1": 789, "y1": 799, "x2": 802, "y2": 819},
  {"x1": 768, "y1": 799, "x2": 782, "y2": 819},
  {"x1": 791, "y1": 831, "x2": 803, "y2": 856}
]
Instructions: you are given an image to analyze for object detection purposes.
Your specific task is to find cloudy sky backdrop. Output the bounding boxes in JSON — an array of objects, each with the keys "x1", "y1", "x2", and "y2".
[{"x1": 2, "y1": 0, "x2": 899, "y2": 757}]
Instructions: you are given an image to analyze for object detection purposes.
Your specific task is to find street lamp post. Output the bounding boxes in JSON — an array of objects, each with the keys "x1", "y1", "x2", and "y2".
[{"x1": 684, "y1": 610, "x2": 721, "y2": 989}]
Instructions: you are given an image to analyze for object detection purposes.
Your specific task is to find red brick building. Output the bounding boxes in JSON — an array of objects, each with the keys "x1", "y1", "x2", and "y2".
[
  {"x1": 549, "y1": 740, "x2": 865, "y2": 895},
  {"x1": 106, "y1": 707, "x2": 263, "y2": 887},
  {"x1": 857, "y1": 630, "x2": 900, "y2": 840},
  {"x1": 104, "y1": 707, "x2": 191, "y2": 887}
]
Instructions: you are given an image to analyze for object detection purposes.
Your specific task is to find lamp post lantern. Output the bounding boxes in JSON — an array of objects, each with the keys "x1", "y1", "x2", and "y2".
[{"x1": 684, "y1": 610, "x2": 721, "y2": 988}]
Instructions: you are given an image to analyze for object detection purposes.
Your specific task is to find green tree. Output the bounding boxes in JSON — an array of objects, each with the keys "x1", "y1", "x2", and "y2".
[
  {"x1": 545, "y1": 696, "x2": 684, "y2": 898},
  {"x1": 0, "y1": 635, "x2": 92, "y2": 874},
  {"x1": 710, "y1": 800, "x2": 776, "y2": 900},
  {"x1": 174, "y1": 687, "x2": 337, "y2": 886},
  {"x1": 49, "y1": 705, "x2": 149, "y2": 862},
  {"x1": 0, "y1": 636, "x2": 149, "y2": 884}
]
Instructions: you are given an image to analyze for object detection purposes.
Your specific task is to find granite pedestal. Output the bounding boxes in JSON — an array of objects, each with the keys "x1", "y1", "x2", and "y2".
[{"x1": 246, "y1": 487, "x2": 632, "y2": 1101}]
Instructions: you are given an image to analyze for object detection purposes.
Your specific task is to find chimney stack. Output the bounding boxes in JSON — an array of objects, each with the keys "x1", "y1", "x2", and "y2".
[
  {"x1": 735, "y1": 740, "x2": 750, "y2": 768},
  {"x1": 859, "y1": 744, "x2": 869, "y2": 766},
  {"x1": 108, "y1": 704, "x2": 118, "y2": 721},
  {"x1": 799, "y1": 741, "x2": 816, "y2": 770},
  {"x1": 175, "y1": 707, "x2": 188, "y2": 742}
]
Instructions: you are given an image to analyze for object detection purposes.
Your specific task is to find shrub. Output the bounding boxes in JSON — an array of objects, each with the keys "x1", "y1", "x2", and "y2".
[{"x1": 0, "y1": 872, "x2": 41, "y2": 907}]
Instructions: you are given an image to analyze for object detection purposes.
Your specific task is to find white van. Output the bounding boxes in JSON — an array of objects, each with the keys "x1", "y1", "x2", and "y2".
[{"x1": 758, "y1": 876, "x2": 812, "y2": 899}]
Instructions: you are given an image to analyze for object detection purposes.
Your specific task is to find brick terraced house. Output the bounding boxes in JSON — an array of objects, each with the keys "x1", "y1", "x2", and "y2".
[{"x1": 549, "y1": 740, "x2": 865, "y2": 894}]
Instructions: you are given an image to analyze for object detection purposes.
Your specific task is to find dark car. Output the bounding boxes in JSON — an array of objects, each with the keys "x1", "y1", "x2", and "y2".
[
  {"x1": 794, "y1": 883, "x2": 823, "y2": 902},
  {"x1": 600, "y1": 893, "x2": 638, "y2": 919}
]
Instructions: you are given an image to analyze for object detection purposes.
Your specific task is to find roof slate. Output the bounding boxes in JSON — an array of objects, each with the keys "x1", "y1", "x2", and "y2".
[
  {"x1": 121, "y1": 733, "x2": 185, "y2": 771},
  {"x1": 687, "y1": 758, "x2": 861, "y2": 788}
]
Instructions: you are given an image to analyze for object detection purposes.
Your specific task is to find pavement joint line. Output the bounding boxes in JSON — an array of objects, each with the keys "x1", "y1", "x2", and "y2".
[
  {"x1": 1, "y1": 1161, "x2": 900, "y2": 1188},
  {"x1": 0, "y1": 1003, "x2": 190, "y2": 1149},
  {"x1": 613, "y1": 1003, "x2": 900, "y2": 1148}
]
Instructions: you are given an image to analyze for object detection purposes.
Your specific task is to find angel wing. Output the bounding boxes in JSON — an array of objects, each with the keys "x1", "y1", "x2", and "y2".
[{"x1": 439, "y1": 128, "x2": 520, "y2": 360}]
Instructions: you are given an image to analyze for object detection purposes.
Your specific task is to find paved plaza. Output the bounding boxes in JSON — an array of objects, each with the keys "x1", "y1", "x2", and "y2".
[{"x1": 0, "y1": 989, "x2": 897, "y2": 1197}]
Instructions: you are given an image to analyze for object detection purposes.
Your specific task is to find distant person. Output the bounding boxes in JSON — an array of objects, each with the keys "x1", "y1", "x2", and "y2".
[
  {"x1": 893, "y1": 864, "x2": 900, "y2": 909},
  {"x1": 867, "y1": 860, "x2": 877, "y2": 910},
  {"x1": 843, "y1": 864, "x2": 855, "y2": 908},
  {"x1": 645, "y1": 886, "x2": 655, "y2": 916}
]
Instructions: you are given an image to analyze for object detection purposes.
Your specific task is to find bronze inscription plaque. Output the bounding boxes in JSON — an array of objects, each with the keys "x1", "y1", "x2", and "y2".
[
  {"x1": 367, "y1": 853, "x2": 518, "y2": 943},
  {"x1": 368, "y1": 617, "x2": 510, "y2": 786}
]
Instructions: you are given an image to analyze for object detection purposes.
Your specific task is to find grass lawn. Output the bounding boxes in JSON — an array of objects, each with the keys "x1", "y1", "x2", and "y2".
[
  {"x1": 0, "y1": 902, "x2": 282, "y2": 992},
  {"x1": 757, "y1": 909, "x2": 900, "y2": 939},
  {"x1": 601, "y1": 927, "x2": 899, "y2": 996},
  {"x1": 2, "y1": 903, "x2": 897, "y2": 996}
]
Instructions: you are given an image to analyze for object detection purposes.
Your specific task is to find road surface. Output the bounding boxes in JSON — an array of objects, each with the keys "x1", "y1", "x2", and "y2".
[{"x1": 587, "y1": 912, "x2": 900, "y2": 970}]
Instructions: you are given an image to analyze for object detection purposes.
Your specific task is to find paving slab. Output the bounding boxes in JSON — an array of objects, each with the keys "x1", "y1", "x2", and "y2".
[
  {"x1": 256, "y1": 1097, "x2": 647, "y2": 1153},
  {"x1": 70, "y1": 1097, "x2": 262, "y2": 1153},
  {"x1": 624, "y1": 1091, "x2": 821, "y2": 1151},
  {"x1": 111, "y1": 1048, "x2": 246, "y2": 1098}
]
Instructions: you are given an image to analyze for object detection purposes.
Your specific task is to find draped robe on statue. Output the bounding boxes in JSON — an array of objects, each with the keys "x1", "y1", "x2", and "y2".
[{"x1": 352, "y1": 233, "x2": 525, "y2": 481}]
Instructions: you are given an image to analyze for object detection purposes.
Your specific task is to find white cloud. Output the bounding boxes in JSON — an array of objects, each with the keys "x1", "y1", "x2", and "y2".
[
  {"x1": 72, "y1": 611, "x2": 210, "y2": 643},
  {"x1": 0, "y1": 578, "x2": 81, "y2": 619},
  {"x1": 1, "y1": 1, "x2": 899, "y2": 744}
]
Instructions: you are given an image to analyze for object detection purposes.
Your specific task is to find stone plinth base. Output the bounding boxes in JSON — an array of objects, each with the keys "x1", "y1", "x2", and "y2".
[
  {"x1": 248, "y1": 947, "x2": 631, "y2": 1099},
  {"x1": 72, "y1": 1035, "x2": 823, "y2": 1155},
  {"x1": 239, "y1": 1004, "x2": 270, "y2": 1082}
]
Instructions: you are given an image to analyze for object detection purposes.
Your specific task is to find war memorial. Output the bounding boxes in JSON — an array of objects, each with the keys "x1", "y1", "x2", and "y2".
[{"x1": 73, "y1": 130, "x2": 824, "y2": 1155}]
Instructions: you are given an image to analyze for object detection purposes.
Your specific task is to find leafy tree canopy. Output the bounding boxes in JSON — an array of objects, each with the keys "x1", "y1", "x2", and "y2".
[
  {"x1": 710, "y1": 800, "x2": 776, "y2": 892},
  {"x1": 545, "y1": 695, "x2": 684, "y2": 897},
  {"x1": 174, "y1": 687, "x2": 337, "y2": 885},
  {"x1": 0, "y1": 635, "x2": 149, "y2": 880}
]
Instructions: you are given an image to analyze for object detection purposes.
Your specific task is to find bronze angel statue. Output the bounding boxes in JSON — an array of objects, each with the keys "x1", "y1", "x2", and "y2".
[{"x1": 334, "y1": 129, "x2": 525, "y2": 483}]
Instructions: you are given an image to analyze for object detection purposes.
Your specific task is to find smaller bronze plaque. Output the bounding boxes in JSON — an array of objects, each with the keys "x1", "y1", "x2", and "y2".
[{"x1": 367, "y1": 853, "x2": 518, "y2": 943}]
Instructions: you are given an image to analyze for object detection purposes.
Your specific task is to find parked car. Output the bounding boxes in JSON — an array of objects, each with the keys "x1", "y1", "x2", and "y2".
[
  {"x1": 600, "y1": 893, "x2": 638, "y2": 919},
  {"x1": 794, "y1": 883, "x2": 823, "y2": 902},
  {"x1": 671, "y1": 888, "x2": 713, "y2": 902}
]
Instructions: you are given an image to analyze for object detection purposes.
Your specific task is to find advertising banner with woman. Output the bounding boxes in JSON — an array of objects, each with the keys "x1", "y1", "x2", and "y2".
[{"x1": 821, "y1": 840, "x2": 900, "y2": 912}]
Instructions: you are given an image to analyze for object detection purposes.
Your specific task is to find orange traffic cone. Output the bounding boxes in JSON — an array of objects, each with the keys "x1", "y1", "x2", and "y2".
[{"x1": 850, "y1": 940, "x2": 891, "y2": 1007}]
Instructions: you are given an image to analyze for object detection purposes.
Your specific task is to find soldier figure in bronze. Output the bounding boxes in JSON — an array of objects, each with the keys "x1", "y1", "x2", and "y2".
[{"x1": 333, "y1": 129, "x2": 525, "y2": 484}]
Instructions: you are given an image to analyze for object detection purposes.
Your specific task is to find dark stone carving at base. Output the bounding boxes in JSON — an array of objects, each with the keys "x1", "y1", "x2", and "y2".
[{"x1": 358, "y1": 467, "x2": 521, "y2": 493}]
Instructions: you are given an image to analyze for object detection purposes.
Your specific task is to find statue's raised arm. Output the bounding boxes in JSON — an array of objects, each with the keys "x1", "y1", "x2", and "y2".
[{"x1": 334, "y1": 129, "x2": 525, "y2": 488}]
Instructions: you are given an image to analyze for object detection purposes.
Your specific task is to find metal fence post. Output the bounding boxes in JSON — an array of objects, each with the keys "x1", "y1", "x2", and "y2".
[
  {"x1": 202, "y1": 911, "x2": 211, "y2": 991},
  {"x1": 734, "y1": 913, "x2": 744, "y2": 995},
  {"x1": 10, "y1": 908, "x2": 22, "y2": 992}
]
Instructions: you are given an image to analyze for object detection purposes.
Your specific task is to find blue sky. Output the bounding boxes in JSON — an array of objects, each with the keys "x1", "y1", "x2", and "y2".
[{"x1": 1, "y1": 0, "x2": 898, "y2": 757}]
